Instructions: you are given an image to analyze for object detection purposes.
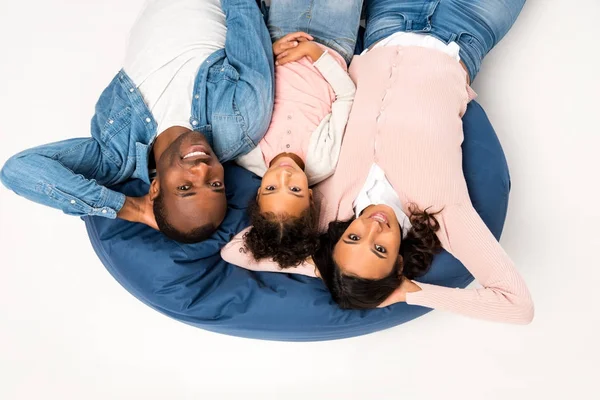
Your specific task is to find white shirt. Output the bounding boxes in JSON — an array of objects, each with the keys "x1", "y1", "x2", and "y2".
[
  {"x1": 123, "y1": 0, "x2": 227, "y2": 135},
  {"x1": 363, "y1": 31, "x2": 461, "y2": 61},
  {"x1": 353, "y1": 164, "x2": 412, "y2": 238}
]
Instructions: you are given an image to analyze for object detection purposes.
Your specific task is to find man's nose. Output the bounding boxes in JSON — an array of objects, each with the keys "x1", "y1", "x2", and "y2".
[{"x1": 189, "y1": 161, "x2": 209, "y2": 176}]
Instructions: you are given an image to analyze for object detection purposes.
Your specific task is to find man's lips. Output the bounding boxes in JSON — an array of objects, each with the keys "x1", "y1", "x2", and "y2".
[{"x1": 182, "y1": 145, "x2": 210, "y2": 161}]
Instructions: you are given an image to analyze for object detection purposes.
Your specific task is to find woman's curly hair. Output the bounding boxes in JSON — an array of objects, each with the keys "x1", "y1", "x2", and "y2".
[
  {"x1": 313, "y1": 205, "x2": 443, "y2": 309},
  {"x1": 243, "y1": 198, "x2": 319, "y2": 268}
]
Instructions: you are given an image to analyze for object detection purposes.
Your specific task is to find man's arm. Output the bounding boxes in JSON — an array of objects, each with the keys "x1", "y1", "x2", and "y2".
[
  {"x1": 221, "y1": 0, "x2": 275, "y2": 142},
  {"x1": 1, "y1": 138, "x2": 154, "y2": 227}
]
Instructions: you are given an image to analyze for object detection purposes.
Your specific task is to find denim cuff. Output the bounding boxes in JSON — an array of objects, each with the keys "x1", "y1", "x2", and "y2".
[{"x1": 93, "y1": 187, "x2": 126, "y2": 219}]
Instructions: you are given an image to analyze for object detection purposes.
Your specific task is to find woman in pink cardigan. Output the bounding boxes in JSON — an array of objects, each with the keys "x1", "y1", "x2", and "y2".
[{"x1": 223, "y1": 0, "x2": 534, "y2": 324}]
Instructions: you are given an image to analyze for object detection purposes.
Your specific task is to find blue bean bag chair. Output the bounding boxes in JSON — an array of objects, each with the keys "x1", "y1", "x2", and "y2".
[{"x1": 84, "y1": 100, "x2": 510, "y2": 341}]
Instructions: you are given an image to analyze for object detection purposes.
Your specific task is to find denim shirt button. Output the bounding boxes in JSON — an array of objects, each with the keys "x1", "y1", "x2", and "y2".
[
  {"x1": 194, "y1": 94, "x2": 199, "y2": 99},
  {"x1": 101, "y1": 209, "x2": 107, "y2": 214},
  {"x1": 145, "y1": 117, "x2": 151, "y2": 123},
  {"x1": 108, "y1": 119, "x2": 114, "y2": 124},
  {"x1": 70, "y1": 200, "x2": 76, "y2": 204},
  {"x1": 192, "y1": 120, "x2": 198, "y2": 126},
  {"x1": 129, "y1": 88, "x2": 135, "y2": 93}
]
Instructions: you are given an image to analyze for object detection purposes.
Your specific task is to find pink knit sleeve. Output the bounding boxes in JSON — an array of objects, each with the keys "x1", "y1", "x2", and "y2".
[
  {"x1": 220, "y1": 227, "x2": 318, "y2": 277},
  {"x1": 405, "y1": 204, "x2": 534, "y2": 324}
]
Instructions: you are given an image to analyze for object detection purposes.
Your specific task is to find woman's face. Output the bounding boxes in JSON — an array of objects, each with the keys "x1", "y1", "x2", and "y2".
[
  {"x1": 333, "y1": 204, "x2": 402, "y2": 279},
  {"x1": 258, "y1": 155, "x2": 311, "y2": 217}
]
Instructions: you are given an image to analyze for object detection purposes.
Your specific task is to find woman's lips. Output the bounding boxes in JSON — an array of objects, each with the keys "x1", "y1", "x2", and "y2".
[{"x1": 369, "y1": 211, "x2": 390, "y2": 227}]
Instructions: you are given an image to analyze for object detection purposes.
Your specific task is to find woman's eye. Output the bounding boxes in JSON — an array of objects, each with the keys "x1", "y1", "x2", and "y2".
[
  {"x1": 348, "y1": 234, "x2": 359, "y2": 241},
  {"x1": 290, "y1": 186, "x2": 301, "y2": 192},
  {"x1": 210, "y1": 182, "x2": 223, "y2": 188},
  {"x1": 375, "y1": 245, "x2": 387, "y2": 254},
  {"x1": 178, "y1": 185, "x2": 191, "y2": 191},
  {"x1": 265, "y1": 185, "x2": 275, "y2": 191}
]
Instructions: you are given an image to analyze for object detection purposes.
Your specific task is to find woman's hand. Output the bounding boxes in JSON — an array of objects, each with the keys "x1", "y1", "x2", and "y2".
[
  {"x1": 377, "y1": 278, "x2": 422, "y2": 308},
  {"x1": 273, "y1": 31, "x2": 314, "y2": 57},
  {"x1": 276, "y1": 41, "x2": 324, "y2": 66}
]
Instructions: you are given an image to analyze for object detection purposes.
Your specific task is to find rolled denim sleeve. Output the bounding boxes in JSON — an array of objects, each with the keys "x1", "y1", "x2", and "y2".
[
  {"x1": 0, "y1": 138, "x2": 125, "y2": 218},
  {"x1": 221, "y1": 0, "x2": 275, "y2": 142}
]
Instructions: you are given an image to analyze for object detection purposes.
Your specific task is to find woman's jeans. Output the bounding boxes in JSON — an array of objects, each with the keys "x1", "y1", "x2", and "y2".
[
  {"x1": 363, "y1": 0, "x2": 526, "y2": 81},
  {"x1": 265, "y1": 0, "x2": 364, "y2": 65}
]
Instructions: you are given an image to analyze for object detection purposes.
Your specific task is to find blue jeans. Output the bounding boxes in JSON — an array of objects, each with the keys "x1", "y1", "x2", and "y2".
[
  {"x1": 266, "y1": 0, "x2": 364, "y2": 64},
  {"x1": 364, "y1": 0, "x2": 526, "y2": 81}
]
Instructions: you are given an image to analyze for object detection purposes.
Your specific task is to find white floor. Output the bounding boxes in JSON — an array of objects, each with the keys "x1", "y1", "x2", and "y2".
[{"x1": 0, "y1": 1, "x2": 598, "y2": 399}]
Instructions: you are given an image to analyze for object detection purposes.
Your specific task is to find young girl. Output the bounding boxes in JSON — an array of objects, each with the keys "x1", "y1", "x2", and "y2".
[
  {"x1": 223, "y1": 0, "x2": 534, "y2": 324},
  {"x1": 229, "y1": 0, "x2": 363, "y2": 267}
]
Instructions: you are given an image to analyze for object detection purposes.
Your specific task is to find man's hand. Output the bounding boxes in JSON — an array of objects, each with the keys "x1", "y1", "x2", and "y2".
[
  {"x1": 117, "y1": 194, "x2": 158, "y2": 231},
  {"x1": 377, "y1": 278, "x2": 422, "y2": 308},
  {"x1": 272, "y1": 31, "x2": 314, "y2": 57},
  {"x1": 275, "y1": 40, "x2": 324, "y2": 66}
]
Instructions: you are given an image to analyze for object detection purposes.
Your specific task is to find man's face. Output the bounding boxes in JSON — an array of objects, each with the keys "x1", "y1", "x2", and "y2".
[{"x1": 153, "y1": 131, "x2": 227, "y2": 233}]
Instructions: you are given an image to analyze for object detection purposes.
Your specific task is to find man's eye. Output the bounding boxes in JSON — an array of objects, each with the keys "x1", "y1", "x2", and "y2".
[
  {"x1": 290, "y1": 187, "x2": 301, "y2": 192},
  {"x1": 375, "y1": 244, "x2": 387, "y2": 254},
  {"x1": 348, "y1": 234, "x2": 359, "y2": 241},
  {"x1": 265, "y1": 185, "x2": 275, "y2": 191},
  {"x1": 178, "y1": 185, "x2": 191, "y2": 191},
  {"x1": 211, "y1": 182, "x2": 223, "y2": 188}
]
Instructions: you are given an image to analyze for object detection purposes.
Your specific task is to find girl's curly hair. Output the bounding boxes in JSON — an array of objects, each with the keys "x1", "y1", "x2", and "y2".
[{"x1": 243, "y1": 198, "x2": 319, "y2": 268}]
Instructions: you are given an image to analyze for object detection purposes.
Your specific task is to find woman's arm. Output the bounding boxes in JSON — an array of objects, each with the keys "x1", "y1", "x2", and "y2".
[
  {"x1": 385, "y1": 204, "x2": 534, "y2": 324},
  {"x1": 305, "y1": 51, "x2": 356, "y2": 185},
  {"x1": 221, "y1": 227, "x2": 318, "y2": 277}
]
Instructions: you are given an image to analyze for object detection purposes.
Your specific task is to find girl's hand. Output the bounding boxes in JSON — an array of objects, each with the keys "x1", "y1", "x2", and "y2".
[
  {"x1": 377, "y1": 278, "x2": 422, "y2": 308},
  {"x1": 276, "y1": 41, "x2": 324, "y2": 66},
  {"x1": 273, "y1": 31, "x2": 314, "y2": 57}
]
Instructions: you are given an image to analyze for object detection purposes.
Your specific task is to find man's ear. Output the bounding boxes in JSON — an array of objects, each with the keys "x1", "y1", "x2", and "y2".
[
  {"x1": 255, "y1": 188, "x2": 260, "y2": 202},
  {"x1": 149, "y1": 179, "x2": 160, "y2": 202}
]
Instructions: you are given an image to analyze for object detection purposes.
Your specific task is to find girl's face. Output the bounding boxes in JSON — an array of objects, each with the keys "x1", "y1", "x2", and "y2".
[
  {"x1": 258, "y1": 155, "x2": 311, "y2": 217},
  {"x1": 333, "y1": 204, "x2": 402, "y2": 279}
]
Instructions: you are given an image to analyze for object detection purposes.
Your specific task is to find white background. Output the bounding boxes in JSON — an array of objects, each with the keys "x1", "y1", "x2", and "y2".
[{"x1": 1, "y1": 0, "x2": 599, "y2": 399}]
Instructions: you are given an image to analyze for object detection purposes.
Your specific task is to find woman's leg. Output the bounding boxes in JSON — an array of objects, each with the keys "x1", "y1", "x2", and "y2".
[
  {"x1": 363, "y1": 0, "x2": 526, "y2": 81},
  {"x1": 266, "y1": 0, "x2": 364, "y2": 64}
]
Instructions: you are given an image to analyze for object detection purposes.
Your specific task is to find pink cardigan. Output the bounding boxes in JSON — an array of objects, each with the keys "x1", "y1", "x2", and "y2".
[{"x1": 222, "y1": 46, "x2": 534, "y2": 324}]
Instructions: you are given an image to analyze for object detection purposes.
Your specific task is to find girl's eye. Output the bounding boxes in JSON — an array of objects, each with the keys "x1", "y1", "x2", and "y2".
[
  {"x1": 210, "y1": 182, "x2": 223, "y2": 188},
  {"x1": 265, "y1": 185, "x2": 275, "y2": 191},
  {"x1": 348, "y1": 234, "x2": 359, "y2": 241},
  {"x1": 178, "y1": 185, "x2": 191, "y2": 191},
  {"x1": 290, "y1": 187, "x2": 301, "y2": 192},
  {"x1": 375, "y1": 245, "x2": 387, "y2": 254}
]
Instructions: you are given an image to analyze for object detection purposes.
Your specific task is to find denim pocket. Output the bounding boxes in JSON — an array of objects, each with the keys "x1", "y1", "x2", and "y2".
[{"x1": 100, "y1": 93, "x2": 132, "y2": 145}]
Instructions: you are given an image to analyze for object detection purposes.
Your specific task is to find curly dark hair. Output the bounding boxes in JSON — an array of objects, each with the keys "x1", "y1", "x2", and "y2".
[
  {"x1": 313, "y1": 205, "x2": 443, "y2": 309},
  {"x1": 243, "y1": 197, "x2": 319, "y2": 268},
  {"x1": 153, "y1": 191, "x2": 217, "y2": 244}
]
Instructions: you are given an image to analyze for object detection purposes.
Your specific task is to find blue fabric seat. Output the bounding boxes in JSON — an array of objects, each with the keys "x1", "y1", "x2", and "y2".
[{"x1": 84, "y1": 100, "x2": 510, "y2": 341}]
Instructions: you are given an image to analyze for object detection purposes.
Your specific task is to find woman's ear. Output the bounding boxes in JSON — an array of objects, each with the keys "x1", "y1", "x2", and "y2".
[
  {"x1": 309, "y1": 188, "x2": 313, "y2": 199},
  {"x1": 396, "y1": 255, "x2": 404, "y2": 276}
]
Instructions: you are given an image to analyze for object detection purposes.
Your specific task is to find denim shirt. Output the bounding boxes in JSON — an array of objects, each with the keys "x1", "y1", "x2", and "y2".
[{"x1": 0, "y1": 0, "x2": 274, "y2": 219}]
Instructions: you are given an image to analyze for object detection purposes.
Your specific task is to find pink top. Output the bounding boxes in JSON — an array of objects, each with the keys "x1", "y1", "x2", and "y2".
[
  {"x1": 222, "y1": 46, "x2": 534, "y2": 324},
  {"x1": 259, "y1": 44, "x2": 347, "y2": 165}
]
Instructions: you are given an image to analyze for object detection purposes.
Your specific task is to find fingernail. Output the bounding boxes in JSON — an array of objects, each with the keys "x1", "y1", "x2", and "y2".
[{"x1": 293, "y1": 41, "x2": 298, "y2": 46}]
